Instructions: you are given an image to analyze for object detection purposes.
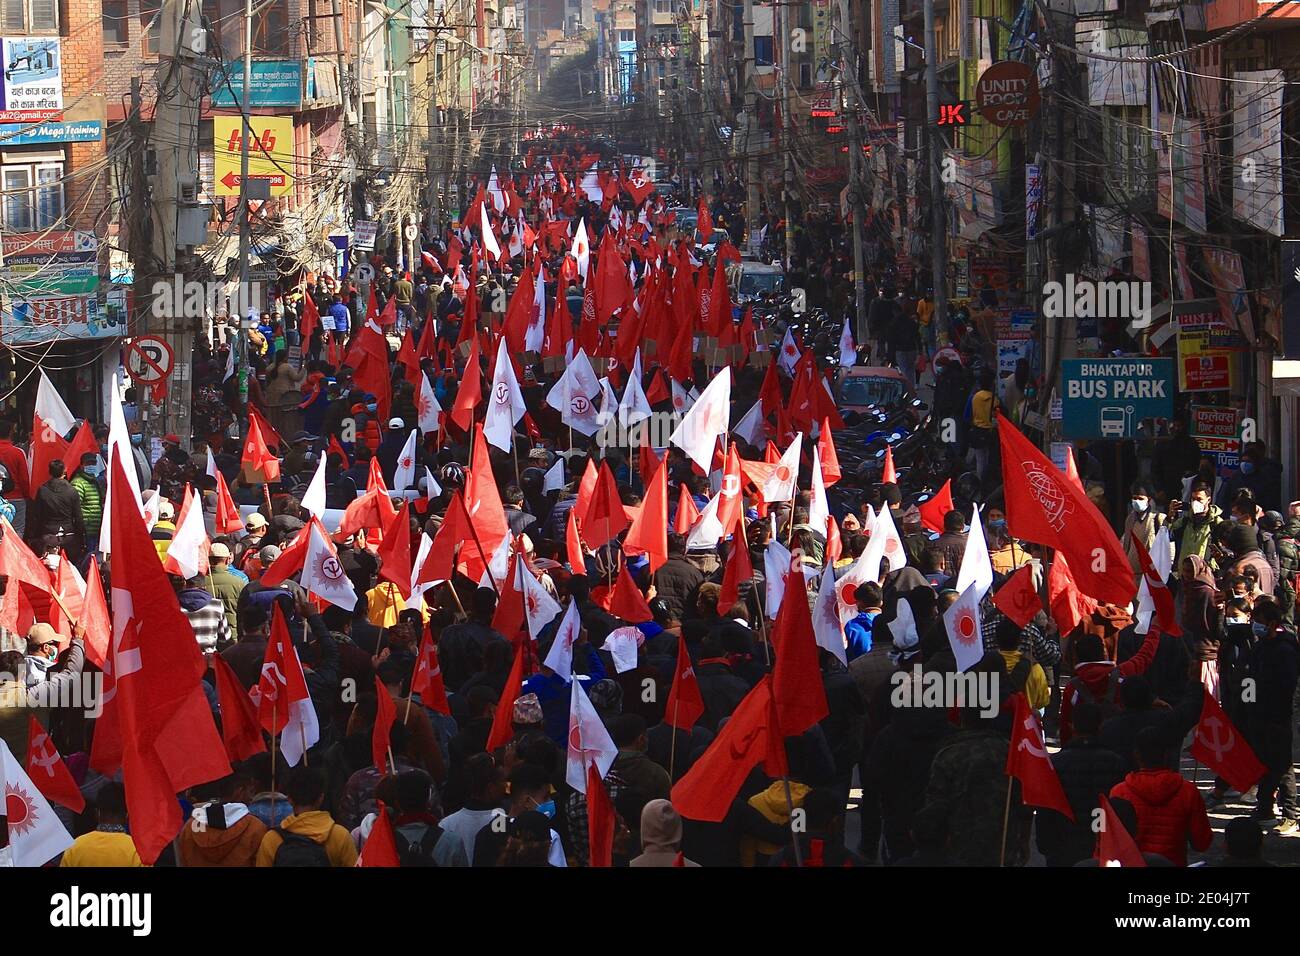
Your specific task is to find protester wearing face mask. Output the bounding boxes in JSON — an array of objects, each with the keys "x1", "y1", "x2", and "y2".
[
  {"x1": 127, "y1": 427, "x2": 152, "y2": 490},
  {"x1": 28, "y1": 458, "x2": 85, "y2": 563},
  {"x1": 1243, "y1": 597, "x2": 1299, "y2": 833},
  {"x1": 1167, "y1": 480, "x2": 1223, "y2": 568},
  {"x1": 469, "y1": 761, "x2": 566, "y2": 867},
  {"x1": 1122, "y1": 480, "x2": 1166, "y2": 574},
  {"x1": 0, "y1": 620, "x2": 87, "y2": 761},
  {"x1": 984, "y1": 505, "x2": 1028, "y2": 574},
  {"x1": 70, "y1": 452, "x2": 104, "y2": 560}
]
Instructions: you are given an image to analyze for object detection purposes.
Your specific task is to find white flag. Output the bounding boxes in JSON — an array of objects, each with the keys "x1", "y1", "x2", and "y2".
[
  {"x1": 595, "y1": 377, "x2": 619, "y2": 428},
  {"x1": 543, "y1": 597, "x2": 582, "y2": 681},
  {"x1": 1135, "y1": 525, "x2": 1175, "y2": 635},
  {"x1": 543, "y1": 457, "x2": 566, "y2": 494},
  {"x1": 566, "y1": 677, "x2": 618, "y2": 793},
  {"x1": 890, "y1": 595, "x2": 920, "y2": 654},
  {"x1": 838, "y1": 315, "x2": 857, "y2": 367},
  {"x1": 417, "y1": 371, "x2": 442, "y2": 433},
  {"x1": 486, "y1": 165, "x2": 506, "y2": 212},
  {"x1": 224, "y1": 341, "x2": 236, "y2": 382},
  {"x1": 393, "y1": 429, "x2": 419, "y2": 493},
  {"x1": 944, "y1": 581, "x2": 987, "y2": 673},
  {"x1": 873, "y1": 502, "x2": 907, "y2": 575},
  {"x1": 525, "y1": 259, "x2": 547, "y2": 353},
  {"x1": 731, "y1": 400, "x2": 766, "y2": 446},
  {"x1": 408, "y1": 531, "x2": 434, "y2": 609},
  {"x1": 955, "y1": 504, "x2": 995, "y2": 599},
  {"x1": 483, "y1": 336, "x2": 526, "y2": 452},
  {"x1": 834, "y1": 536, "x2": 883, "y2": 626},
  {"x1": 34, "y1": 369, "x2": 74, "y2": 437},
  {"x1": 521, "y1": 561, "x2": 562, "y2": 641},
  {"x1": 421, "y1": 466, "x2": 442, "y2": 501},
  {"x1": 671, "y1": 378, "x2": 695, "y2": 416},
  {"x1": 616, "y1": 348, "x2": 653, "y2": 427},
  {"x1": 163, "y1": 485, "x2": 210, "y2": 580},
  {"x1": 601, "y1": 626, "x2": 642, "y2": 674},
  {"x1": 777, "y1": 327, "x2": 802, "y2": 376},
  {"x1": 545, "y1": 348, "x2": 601, "y2": 436},
  {"x1": 808, "y1": 444, "x2": 830, "y2": 537},
  {"x1": 670, "y1": 365, "x2": 730, "y2": 472},
  {"x1": 762, "y1": 432, "x2": 802, "y2": 503},
  {"x1": 479, "y1": 534, "x2": 513, "y2": 591},
  {"x1": 301, "y1": 518, "x2": 358, "y2": 610},
  {"x1": 0, "y1": 739, "x2": 73, "y2": 867},
  {"x1": 101, "y1": 372, "x2": 143, "y2": 555},
  {"x1": 301, "y1": 451, "x2": 328, "y2": 520},
  {"x1": 765, "y1": 533, "x2": 794, "y2": 620},
  {"x1": 685, "y1": 490, "x2": 726, "y2": 550},
  {"x1": 812, "y1": 562, "x2": 847, "y2": 664},
  {"x1": 571, "y1": 218, "x2": 591, "y2": 281},
  {"x1": 479, "y1": 201, "x2": 502, "y2": 261}
]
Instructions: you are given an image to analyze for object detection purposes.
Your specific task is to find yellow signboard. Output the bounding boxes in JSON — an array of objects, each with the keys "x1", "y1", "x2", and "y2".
[{"x1": 212, "y1": 115, "x2": 294, "y2": 197}]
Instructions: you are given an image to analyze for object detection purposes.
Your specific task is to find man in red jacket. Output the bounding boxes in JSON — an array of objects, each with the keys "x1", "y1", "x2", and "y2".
[
  {"x1": 1059, "y1": 630, "x2": 1161, "y2": 744},
  {"x1": 1109, "y1": 726, "x2": 1213, "y2": 866}
]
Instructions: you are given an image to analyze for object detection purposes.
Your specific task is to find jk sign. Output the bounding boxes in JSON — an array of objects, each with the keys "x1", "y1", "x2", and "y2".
[{"x1": 1061, "y1": 358, "x2": 1174, "y2": 439}]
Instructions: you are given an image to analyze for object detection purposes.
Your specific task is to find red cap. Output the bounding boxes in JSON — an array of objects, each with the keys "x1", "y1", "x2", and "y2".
[{"x1": 164, "y1": 433, "x2": 180, "y2": 444}]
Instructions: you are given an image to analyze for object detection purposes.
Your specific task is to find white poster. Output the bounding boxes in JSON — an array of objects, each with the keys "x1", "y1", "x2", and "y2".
[
  {"x1": 1233, "y1": 69, "x2": 1284, "y2": 237},
  {"x1": 0, "y1": 37, "x2": 62, "y2": 121}
]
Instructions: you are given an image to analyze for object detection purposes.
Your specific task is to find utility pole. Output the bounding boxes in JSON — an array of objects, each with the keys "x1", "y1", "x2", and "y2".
[
  {"x1": 836, "y1": 0, "x2": 866, "y2": 341},
  {"x1": 779, "y1": 0, "x2": 794, "y2": 267},
  {"x1": 923, "y1": 0, "x2": 948, "y2": 343},
  {"x1": 742, "y1": 0, "x2": 759, "y2": 257},
  {"x1": 144, "y1": 0, "x2": 203, "y2": 451},
  {"x1": 236, "y1": 0, "x2": 255, "y2": 435}
]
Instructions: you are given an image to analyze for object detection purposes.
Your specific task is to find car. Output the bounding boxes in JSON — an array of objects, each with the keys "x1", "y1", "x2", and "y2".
[
  {"x1": 836, "y1": 365, "x2": 911, "y2": 416},
  {"x1": 694, "y1": 228, "x2": 732, "y2": 253},
  {"x1": 727, "y1": 259, "x2": 785, "y2": 303}
]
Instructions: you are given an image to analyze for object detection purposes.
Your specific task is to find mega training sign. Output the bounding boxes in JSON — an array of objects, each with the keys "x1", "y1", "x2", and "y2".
[{"x1": 1061, "y1": 358, "x2": 1175, "y2": 439}]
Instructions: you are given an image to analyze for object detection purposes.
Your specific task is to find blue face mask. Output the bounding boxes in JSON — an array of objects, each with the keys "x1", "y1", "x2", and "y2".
[
  {"x1": 1240, "y1": 461, "x2": 1255, "y2": 475},
  {"x1": 534, "y1": 799, "x2": 556, "y2": 819},
  {"x1": 989, "y1": 519, "x2": 1006, "y2": 532},
  {"x1": 130, "y1": 434, "x2": 143, "y2": 446},
  {"x1": 1253, "y1": 622, "x2": 1269, "y2": 639},
  {"x1": 84, "y1": 464, "x2": 102, "y2": 478},
  {"x1": 366, "y1": 403, "x2": 378, "y2": 413}
]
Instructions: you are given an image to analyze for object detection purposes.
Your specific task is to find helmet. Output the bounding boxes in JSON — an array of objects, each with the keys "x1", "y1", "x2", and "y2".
[{"x1": 439, "y1": 462, "x2": 465, "y2": 489}]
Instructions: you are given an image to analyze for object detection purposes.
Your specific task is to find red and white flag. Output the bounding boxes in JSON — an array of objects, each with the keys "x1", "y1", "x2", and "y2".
[
  {"x1": 542, "y1": 597, "x2": 582, "y2": 681},
  {"x1": 417, "y1": 371, "x2": 442, "y2": 434},
  {"x1": 411, "y1": 626, "x2": 450, "y2": 716},
  {"x1": 761, "y1": 432, "x2": 801, "y2": 503},
  {"x1": 566, "y1": 677, "x2": 618, "y2": 793},
  {"x1": 838, "y1": 315, "x2": 856, "y2": 367},
  {"x1": 255, "y1": 605, "x2": 319, "y2": 766},
  {"x1": 25, "y1": 715, "x2": 85, "y2": 813},
  {"x1": 163, "y1": 484, "x2": 210, "y2": 579},
  {"x1": 943, "y1": 580, "x2": 986, "y2": 673},
  {"x1": 571, "y1": 218, "x2": 591, "y2": 281},
  {"x1": 301, "y1": 517, "x2": 358, "y2": 610},
  {"x1": 1, "y1": 738, "x2": 73, "y2": 867},
  {"x1": 1007, "y1": 693, "x2": 1073, "y2": 818},
  {"x1": 777, "y1": 327, "x2": 802, "y2": 376},
  {"x1": 483, "y1": 336, "x2": 527, "y2": 452},
  {"x1": 479, "y1": 202, "x2": 502, "y2": 261},
  {"x1": 811, "y1": 562, "x2": 847, "y2": 664},
  {"x1": 1132, "y1": 526, "x2": 1180, "y2": 637},
  {"x1": 670, "y1": 366, "x2": 730, "y2": 472},
  {"x1": 29, "y1": 370, "x2": 76, "y2": 492}
]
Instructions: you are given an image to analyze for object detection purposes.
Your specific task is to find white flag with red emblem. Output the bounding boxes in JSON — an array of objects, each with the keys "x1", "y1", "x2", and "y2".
[
  {"x1": 671, "y1": 378, "x2": 695, "y2": 417},
  {"x1": 1, "y1": 739, "x2": 73, "y2": 867},
  {"x1": 521, "y1": 559, "x2": 562, "y2": 640},
  {"x1": 955, "y1": 503, "x2": 994, "y2": 598},
  {"x1": 566, "y1": 677, "x2": 617, "y2": 793},
  {"x1": 833, "y1": 535, "x2": 882, "y2": 626},
  {"x1": 301, "y1": 518, "x2": 358, "y2": 610},
  {"x1": 944, "y1": 580, "x2": 987, "y2": 673},
  {"x1": 838, "y1": 315, "x2": 857, "y2": 367},
  {"x1": 777, "y1": 327, "x2": 802, "y2": 376},
  {"x1": 762, "y1": 432, "x2": 802, "y2": 502},
  {"x1": 301, "y1": 451, "x2": 327, "y2": 520},
  {"x1": 812, "y1": 562, "x2": 847, "y2": 664},
  {"x1": 542, "y1": 597, "x2": 582, "y2": 681},
  {"x1": 808, "y1": 444, "x2": 830, "y2": 537},
  {"x1": 670, "y1": 366, "x2": 731, "y2": 472},
  {"x1": 417, "y1": 371, "x2": 442, "y2": 434},
  {"x1": 571, "y1": 218, "x2": 591, "y2": 282},
  {"x1": 545, "y1": 348, "x2": 601, "y2": 436},
  {"x1": 393, "y1": 430, "x2": 419, "y2": 493},
  {"x1": 484, "y1": 337, "x2": 527, "y2": 452},
  {"x1": 479, "y1": 202, "x2": 502, "y2": 260}
]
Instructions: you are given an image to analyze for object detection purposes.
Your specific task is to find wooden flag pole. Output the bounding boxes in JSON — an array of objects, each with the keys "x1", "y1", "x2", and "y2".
[
  {"x1": 300, "y1": 724, "x2": 309, "y2": 767},
  {"x1": 998, "y1": 775, "x2": 1014, "y2": 867},
  {"x1": 270, "y1": 700, "x2": 278, "y2": 819},
  {"x1": 668, "y1": 700, "x2": 680, "y2": 781}
]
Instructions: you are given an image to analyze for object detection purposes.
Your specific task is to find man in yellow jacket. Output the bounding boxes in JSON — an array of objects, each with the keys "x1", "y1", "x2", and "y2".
[
  {"x1": 256, "y1": 767, "x2": 358, "y2": 866},
  {"x1": 995, "y1": 619, "x2": 1050, "y2": 712}
]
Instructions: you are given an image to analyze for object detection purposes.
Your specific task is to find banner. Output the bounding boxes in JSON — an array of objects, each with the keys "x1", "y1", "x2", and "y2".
[
  {"x1": 1232, "y1": 70, "x2": 1283, "y2": 237},
  {"x1": 212, "y1": 115, "x2": 294, "y2": 197},
  {"x1": 0, "y1": 37, "x2": 61, "y2": 121},
  {"x1": 1178, "y1": 332, "x2": 1232, "y2": 392}
]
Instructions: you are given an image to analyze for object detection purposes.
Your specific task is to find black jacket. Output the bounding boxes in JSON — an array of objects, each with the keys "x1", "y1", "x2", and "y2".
[
  {"x1": 695, "y1": 660, "x2": 749, "y2": 732},
  {"x1": 30, "y1": 477, "x2": 84, "y2": 539},
  {"x1": 1246, "y1": 631, "x2": 1300, "y2": 724},
  {"x1": 654, "y1": 557, "x2": 704, "y2": 619},
  {"x1": 860, "y1": 706, "x2": 955, "y2": 863},
  {"x1": 1035, "y1": 737, "x2": 1127, "y2": 866}
]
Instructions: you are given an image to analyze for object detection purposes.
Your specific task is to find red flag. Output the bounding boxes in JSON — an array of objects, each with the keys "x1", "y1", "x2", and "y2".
[
  {"x1": 607, "y1": 563, "x2": 652, "y2": 623},
  {"x1": 64, "y1": 421, "x2": 99, "y2": 476},
  {"x1": 992, "y1": 563, "x2": 1042, "y2": 628},
  {"x1": 358, "y1": 802, "x2": 401, "y2": 867},
  {"x1": 450, "y1": 335, "x2": 483, "y2": 433},
  {"x1": 771, "y1": 571, "x2": 829, "y2": 734},
  {"x1": 1007, "y1": 693, "x2": 1073, "y2": 819},
  {"x1": 673, "y1": 483, "x2": 701, "y2": 535},
  {"x1": 485, "y1": 639, "x2": 526, "y2": 751},
  {"x1": 241, "y1": 413, "x2": 281, "y2": 483},
  {"x1": 881, "y1": 445, "x2": 896, "y2": 484},
  {"x1": 825, "y1": 516, "x2": 842, "y2": 565},
  {"x1": 411, "y1": 625, "x2": 450, "y2": 716},
  {"x1": 717, "y1": 534, "x2": 752, "y2": 616},
  {"x1": 414, "y1": 490, "x2": 470, "y2": 586},
  {"x1": 300, "y1": 293, "x2": 320, "y2": 344},
  {"x1": 1131, "y1": 530, "x2": 1181, "y2": 637},
  {"x1": 999, "y1": 412, "x2": 1135, "y2": 606},
  {"x1": 397, "y1": 328, "x2": 422, "y2": 387},
  {"x1": 25, "y1": 715, "x2": 85, "y2": 813},
  {"x1": 376, "y1": 501, "x2": 414, "y2": 598},
  {"x1": 212, "y1": 653, "x2": 266, "y2": 763},
  {"x1": 1047, "y1": 551, "x2": 1097, "y2": 638},
  {"x1": 460, "y1": 424, "x2": 510, "y2": 582},
  {"x1": 1064, "y1": 446, "x2": 1085, "y2": 493},
  {"x1": 624, "y1": 454, "x2": 668, "y2": 572},
  {"x1": 1189, "y1": 687, "x2": 1266, "y2": 793},
  {"x1": 571, "y1": 458, "x2": 599, "y2": 527},
  {"x1": 249, "y1": 404, "x2": 285, "y2": 453},
  {"x1": 106, "y1": 454, "x2": 232, "y2": 864},
  {"x1": 0, "y1": 516, "x2": 53, "y2": 634},
  {"x1": 327, "y1": 434, "x2": 351, "y2": 468},
  {"x1": 918, "y1": 479, "x2": 955, "y2": 534},
  {"x1": 213, "y1": 469, "x2": 244, "y2": 534},
  {"x1": 587, "y1": 760, "x2": 616, "y2": 867},
  {"x1": 581, "y1": 461, "x2": 630, "y2": 549},
  {"x1": 80, "y1": 555, "x2": 112, "y2": 668},
  {"x1": 696, "y1": 196, "x2": 713, "y2": 240},
  {"x1": 373, "y1": 675, "x2": 397, "y2": 772},
  {"x1": 492, "y1": 548, "x2": 527, "y2": 639},
  {"x1": 1096, "y1": 793, "x2": 1146, "y2": 867},
  {"x1": 671, "y1": 676, "x2": 787, "y2": 822},
  {"x1": 817, "y1": 420, "x2": 841, "y2": 487},
  {"x1": 377, "y1": 295, "x2": 398, "y2": 328},
  {"x1": 715, "y1": 443, "x2": 744, "y2": 535},
  {"x1": 665, "y1": 634, "x2": 704, "y2": 731}
]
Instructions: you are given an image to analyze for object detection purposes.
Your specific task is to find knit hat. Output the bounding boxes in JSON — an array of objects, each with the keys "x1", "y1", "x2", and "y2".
[
  {"x1": 1228, "y1": 524, "x2": 1259, "y2": 556},
  {"x1": 512, "y1": 693, "x2": 543, "y2": 725},
  {"x1": 588, "y1": 679, "x2": 623, "y2": 720},
  {"x1": 639, "y1": 799, "x2": 683, "y2": 849}
]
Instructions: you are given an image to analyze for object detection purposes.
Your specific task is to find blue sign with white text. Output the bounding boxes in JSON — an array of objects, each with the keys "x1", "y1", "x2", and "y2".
[
  {"x1": 0, "y1": 120, "x2": 101, "y2": 144},
  {"x1": 211, "y1": 60, "x2": 303, "y2": 108},
  {"x1": 1061, "y1": 358, "x2": 1175, "y2": 439}
]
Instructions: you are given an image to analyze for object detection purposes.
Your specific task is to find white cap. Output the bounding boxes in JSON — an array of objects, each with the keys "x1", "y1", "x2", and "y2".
[{"x1": 387, "y1": 417, "x2": 404, "y2": 430}]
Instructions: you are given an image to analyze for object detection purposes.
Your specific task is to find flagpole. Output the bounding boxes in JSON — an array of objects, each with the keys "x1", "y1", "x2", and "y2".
[
  {"x1": 270, "y1": 701, "x2": 278, "y2": 821},
  {"x1": 998, "y1": 775, "x2": 1014, "y2": 867},
  {"x1": 300, "y1": 724, "x2": 309, "y2": 767},
  {"x1": 668, "y1": 700, "x2": 680, "y2": 781},
  {"x1": 781, "y1": 776, "x2": 804, "y2": 867},
  {"x1": 459, "y1": 491, "x2": 500, "y2": 595}
]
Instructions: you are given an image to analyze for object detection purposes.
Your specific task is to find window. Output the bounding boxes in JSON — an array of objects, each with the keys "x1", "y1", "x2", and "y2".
[
  {"x1": 103, "y1": 0, "x2": 128, "y2": 45},
  {"x1": 141, "y1": 0, "x2": 160, "y2": 56},
  {"x1": 618, "y1": 29, "x2": 634, "y2": 43},
  {"x1": 2, "y1": 0, "x2": 57, "y2": 33},
  {"x1": 252, "y1": 0, "x2": 289, "y2": 55},
  {"x1": 799, "y1": 61, "x2": 811, "y2": 88},
  {"x1": 653, "y1": 0, "x2": 671, "y2": 14},
  {"x1": 2, "y1": 160, "x2": 63, "y2": 230},
  {"x1": 754, "y1": 35, "x2": 773, "y2": 66},
  {"x1": 202, "y1": 0, "x2": 223, "y2": 53}
]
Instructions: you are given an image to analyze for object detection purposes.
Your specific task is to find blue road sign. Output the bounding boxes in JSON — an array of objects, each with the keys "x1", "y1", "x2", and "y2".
[{"x1": 1061, "y1": 357, "x2": 1175, "y2": 439}]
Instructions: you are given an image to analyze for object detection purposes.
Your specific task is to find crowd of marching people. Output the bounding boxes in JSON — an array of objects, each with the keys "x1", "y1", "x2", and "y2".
[{"x1": 0, "y1": 135, "x2": 1292, "y2": 871}]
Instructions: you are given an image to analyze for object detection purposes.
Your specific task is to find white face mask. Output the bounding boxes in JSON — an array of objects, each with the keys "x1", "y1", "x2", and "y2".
[
  {"x1": 1190, "y1": 499, "x2": 1207, "y2": 515},
  {"x1": 1131, "y1": 498, "x2": 1149, "y2": 513},
  {"x1": 42, "y1": 554, "x2": 60, "y2": 571}
]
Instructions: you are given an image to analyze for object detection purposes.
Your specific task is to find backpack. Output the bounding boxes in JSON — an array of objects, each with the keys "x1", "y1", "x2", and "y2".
[
  {"x1": 1065, "y1": 667, "x2": 1122, "y2": 724},
  {"x1": 1007, "y1": 658, "x2": 1034, "y2": 694},
  {"x1": 272, "y1": 828, "x2": 332, "y2": 867},
  {"x1": 393, "y1": 822, "x2": 443, "y2": 867}
]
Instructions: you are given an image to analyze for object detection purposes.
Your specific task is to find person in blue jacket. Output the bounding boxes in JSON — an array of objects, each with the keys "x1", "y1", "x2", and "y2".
[{"x1": 844, "y1": 581, "x2": 883, "y2": 662}]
